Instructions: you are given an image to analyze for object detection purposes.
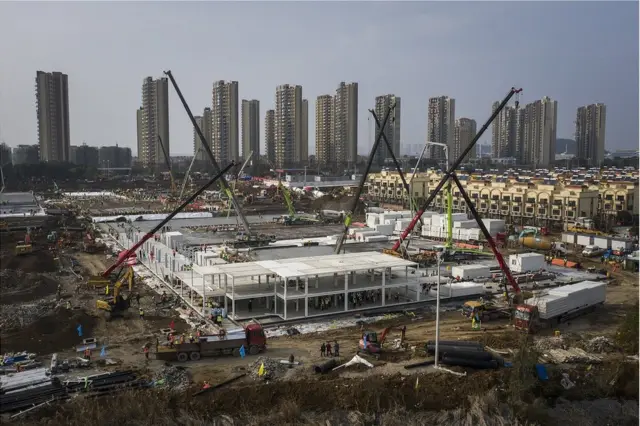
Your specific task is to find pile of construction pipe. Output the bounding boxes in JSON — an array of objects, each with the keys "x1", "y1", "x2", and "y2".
[{"x1": 425, "y1": 340, "x2": 503, "y2": 370}]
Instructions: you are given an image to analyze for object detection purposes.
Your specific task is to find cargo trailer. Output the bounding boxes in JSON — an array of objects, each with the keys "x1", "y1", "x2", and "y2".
[{"x1": 514, "y1": 281, "x2": 606, "y2": 333}]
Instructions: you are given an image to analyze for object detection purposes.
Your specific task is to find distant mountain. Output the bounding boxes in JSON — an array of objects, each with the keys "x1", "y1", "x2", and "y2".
[{"x1": 556, "y1": 138, "x2": 576, "y2": 155}]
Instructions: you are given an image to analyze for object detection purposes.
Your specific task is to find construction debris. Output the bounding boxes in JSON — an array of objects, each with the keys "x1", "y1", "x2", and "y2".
[
  {"x1": 542, "y1": 348, "x2": 603, "y2": 364},
  {"x1": 248, "y1": 357, "x2": 287, "y2": 380},
  {"x1": 534, "y1": 336, "x2": 566, "y2": 351},
  {"x1": 152, "y1": 365, "x2": 190, "y2": 392},
  {"x1": 584, "y1": 336, "x2": 616, "y2": 353}
]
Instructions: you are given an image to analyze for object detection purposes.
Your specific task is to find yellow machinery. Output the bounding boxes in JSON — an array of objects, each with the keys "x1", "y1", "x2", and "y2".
[
  {"x1": 15, "y1": 244, "x2": 33, "y2": 256},
  {"x1": 96, "y1": 266, "x2": 134, "y2": 317}
]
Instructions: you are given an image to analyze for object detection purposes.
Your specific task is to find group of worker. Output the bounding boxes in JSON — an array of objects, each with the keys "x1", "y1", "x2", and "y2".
[
  {"x1": 320, "y1": 341, "x2": 340, "y2": 357},
  {"x1": 167, "y1": 329, "x2": 204, "y2": 347}
]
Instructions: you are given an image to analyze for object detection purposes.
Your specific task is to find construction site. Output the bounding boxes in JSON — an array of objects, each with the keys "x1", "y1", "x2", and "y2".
[{"x1": 1, "y1": 84, "x2": 638, "y2": 426}]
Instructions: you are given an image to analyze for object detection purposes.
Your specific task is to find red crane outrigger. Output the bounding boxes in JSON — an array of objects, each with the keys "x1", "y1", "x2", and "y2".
[
  {"x1": 101, "y1": 162, "x2": 234, "y2": 278},
  {"x1": 389, "y1": 87, "x2": 523, "y2": 299}
]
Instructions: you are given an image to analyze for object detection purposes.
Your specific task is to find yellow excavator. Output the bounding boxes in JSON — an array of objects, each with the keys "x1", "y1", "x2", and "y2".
[{"x1": 96, "y1": 266, "x2": 134, "y2": 318}]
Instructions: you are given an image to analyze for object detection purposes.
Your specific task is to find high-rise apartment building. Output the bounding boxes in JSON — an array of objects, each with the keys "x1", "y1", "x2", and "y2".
[
  {"x1": 520, "y1": 96, "x2": 557, "y2": 166},
  {"x1": 315, "y1": 95, "x2": 334, "y2": 165},
  {"x1": 241, "y1": 100, "x2": 260, "y2": 162},
  {"x1": 0, "y1": 143, "x2": 12, "y2": 166},
  {"x1": 136, "y1": 107, "x2": 143, "y2": 162},
  {"x1": 373, "y1": 95, "x2": 401, "y2": 166},
  {"x1": 265, "y1": 110, "x2": 275, "y2": 165},
  {"x1": 193, "y1": 107, "x2": 211, "y2": 161},
  {"x1": 139, "y1": 76, "x2": 170, "y2": 169},
  {"x1": 491, "y1": 102, "x2": 518, "y2": 159},
  {"x1": 427, "y1": 96, "x2": 455, "y2": 160},
  {"x1": 36, "y1": 71, "x2": 70, "y2": 162},
  {"x1": 575, "y1": 103, "x2": 606, "y2": 166},
  {"x1": 211, "y1": 81, "x2": 239, "y2": 165},
  {"x1": 334, "y1": 82, "x2": 358, "y2": 165},
  {"x1": 274, "y1": 84, "x2": 308, "y2": 168},
  {"x1": 453, "y1": 118, "x2": 477, "y2": 161}
]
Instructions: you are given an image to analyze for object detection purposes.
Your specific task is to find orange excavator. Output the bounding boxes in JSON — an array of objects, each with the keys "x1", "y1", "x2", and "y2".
[{"x1": 358, "y1": 326, "x2": 407, "y2": 359}]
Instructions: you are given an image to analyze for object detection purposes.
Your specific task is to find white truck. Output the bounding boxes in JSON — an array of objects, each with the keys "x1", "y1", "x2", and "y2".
[
  {"x1": 514, "y1": 281, "x2": 606, "y2": 333},
  {"x1": 582, "y1": 245, "x2": 606, "y2": 258}
]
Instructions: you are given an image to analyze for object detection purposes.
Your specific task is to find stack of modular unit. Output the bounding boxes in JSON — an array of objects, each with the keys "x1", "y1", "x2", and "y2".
[
  {"x1": 481, "y1": 219, "x2": 506, "y2": 236},
  {"x1": 428, "y1": 282, "x2": 485, "y2": 298},
  {"x1": 374, "y1": 223, "x2": 395, "y2": 235},
  {"x1": 451, "y1": 265, "x2": 490, "y2": 280},
  {"x1": 524, "y1": 281, "x2": 606, "y2": 320}
]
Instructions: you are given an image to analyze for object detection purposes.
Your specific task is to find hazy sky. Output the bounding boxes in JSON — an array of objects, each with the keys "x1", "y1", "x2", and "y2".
[{"x1": 0, "y1": 1, "x2": 638, "y2": 156}]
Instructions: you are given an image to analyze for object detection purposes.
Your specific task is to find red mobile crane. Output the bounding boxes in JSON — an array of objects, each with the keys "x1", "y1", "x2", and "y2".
[
  {"x1": 99, "y1": 162, "x2": 234, "y2": 278},
  {"x1": 389, "y1": 87, "x2": 523, "y2": 300}
]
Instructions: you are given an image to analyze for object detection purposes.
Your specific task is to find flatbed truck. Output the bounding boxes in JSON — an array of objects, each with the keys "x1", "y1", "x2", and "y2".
[{"x1": 155, "y1": 323, "x2": 267, "y2": 362}]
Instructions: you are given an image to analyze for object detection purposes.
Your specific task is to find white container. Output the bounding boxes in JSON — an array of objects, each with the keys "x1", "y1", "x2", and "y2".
[
  {"x1": 374, "y1": 224, "x2": 394, "y2": 235},
  {"x1": 482, "y1": 219, "x2": 506, "y2": 235},
  {"x1": 592, "y1": 236, "x2": 610, "y2": 249},
  {"x1": 453, "y1": 220, "x2": 477, "y2": 229},
  {"x1": 509, "y1": 253, "x2": 545, "y2": 273},
  {"x1": 576, "y1": 234, "x2": 593, "y2": 246},
  {"x1": 428, "y1": 282, "x2": 484, "y2": 298},
  {"x1": 451, "y1": 264, "x2": 490, "y2": 280},
  {"x1": 467, "y1": 228, "x2": 482, "y2": 241},
  {"x1": 366, "y1": 213, "x2": 380, "y2": 228},
  {"x1": 611, "y1": 238, "x2": 633, "y2": 251},
  {"x1": 561, "y1": 233, "x2": 576, "y2": 244},
  {"x1": 394, "y1": 218, "x2": 412, "y2": 232}
]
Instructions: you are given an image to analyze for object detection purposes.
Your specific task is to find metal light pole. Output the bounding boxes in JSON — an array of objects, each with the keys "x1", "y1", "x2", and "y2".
[{"x1": 434, "y1": 251, "x2": 442, "y2": 367}]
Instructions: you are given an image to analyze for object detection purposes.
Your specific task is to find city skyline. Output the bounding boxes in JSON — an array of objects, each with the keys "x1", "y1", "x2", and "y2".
[{"x1": 0, "y1": 2, "x2": 637, "y2": 156}]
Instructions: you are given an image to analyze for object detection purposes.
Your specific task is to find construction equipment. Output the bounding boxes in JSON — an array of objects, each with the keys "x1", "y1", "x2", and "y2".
[
  {"x1": 385, "y1": 88, "x2": 523, "y2": 303},
  {"x1": 520, "y1": 236, "x2": 567, "y2": 255},
  {"x1": 90, "y1": 162, "x2": 233, "y2": 288},
  {"x1": 276, "y1": 181, "x2": 319, "y2": 225},
  {"x1": 96, "y1": 266, "x2": 135, "y2": 318},
  {"x1": 14, "y1": 244, "x2": 33, "y2": 256},
  {"x1": 514, "y1": 281, "x2": 606, "y2": 333},
  {"x1": 164, "y1": 70, "x2": 252, "y2": 236},
  {"x1": 226, "y1": 151, "x2": 253, "y2": 219},
  {"x1": 157, "y1": 135, "x2": 177, "y2": 196},
  {"x1": 334, "y1": 105, "x2": 401, "y2": 254},
  {"x1": 179, "y1": 147, "x2": 201, "y2": 200},
  {"x1": 358, "y1": 326, "x2": 407, "y2": 359},
  {"x1": 462, "y1": 300, "x2": 511, "y2": 322},
  {"x1": 155, "y1": 323, "x2": 267, "y2": 362}
]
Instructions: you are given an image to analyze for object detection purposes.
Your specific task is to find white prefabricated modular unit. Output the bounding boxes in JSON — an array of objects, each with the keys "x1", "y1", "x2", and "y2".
[
  {"x1": 365, "y1": 235, "x2": 389, "y2": 242},
  {"x1": 524, "y1": 281, "x2": 606, "y2": 320},
  {"x1": 354, "y1": 230, "x2": 379, "y2": 240},
  {"x1": 481, "y1": 219, "x2": 506, "y2": 235},
  {"x1": 428, "y1": 282, "x2": 485, "y2": 298},
  {"x1": 378, "y1": 212, "x2": 401, "y2": 224},
  {"x1": 611, "y1": 238, "x2": 634, "y2": 251},
  {"x1": 451, "y1": 264, "x2": 490, "y2": 280},
  {"x1": 592, "y1": 236, "x2": 610, "y2": 249},
  {"x1": 509, "y1": 253, "x2": 545, "y2": 273},
  {"x1": 374, "y1": 224, "x2": 395, "y2": 235},
  {"x1": 394, "y1": 218, "x2": 412, "y2": 231},
  {"x1": 164, "y1": 231, "x2": 184, "y2": 249},
  {"x1": 561, "y1": 233, "x2": 577, "y2": 244},
  {"x1": 453, "y1": 220, "x2": 477, "y2": 229},
  {"x1": 576, "y1": 234, "x2": 594, "y2": 246},
  {"x1": 366, "y1": 213, "x2": 380, "y2": 228}
]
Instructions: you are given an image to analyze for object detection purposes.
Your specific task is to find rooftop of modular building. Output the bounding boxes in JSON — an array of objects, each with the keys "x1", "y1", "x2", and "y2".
[{"x1": 198, "y1": 251, "x2": 417, "y2": 279}]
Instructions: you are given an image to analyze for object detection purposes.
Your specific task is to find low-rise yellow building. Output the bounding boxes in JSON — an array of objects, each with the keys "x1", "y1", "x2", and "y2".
[{"x1": 364, "y1": 170, "x2": 637, "y2": 226}]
